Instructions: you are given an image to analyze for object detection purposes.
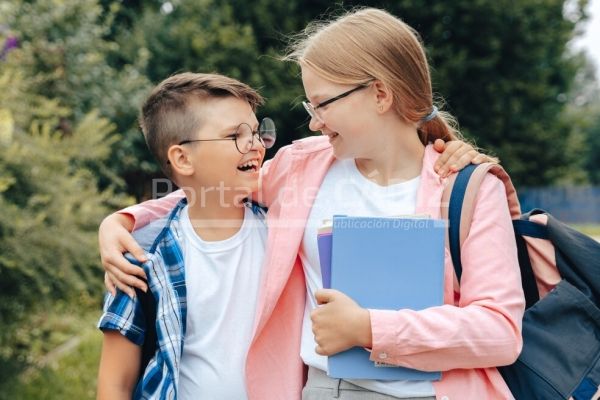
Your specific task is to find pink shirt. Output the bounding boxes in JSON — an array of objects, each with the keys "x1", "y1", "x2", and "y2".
[{"x1": 122, "y1": 136, "x2": 524, "y2": 400}]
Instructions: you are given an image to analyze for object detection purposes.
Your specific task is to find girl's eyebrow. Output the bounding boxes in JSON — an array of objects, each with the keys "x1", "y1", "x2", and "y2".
[
  {"x1": 306, "y1": 93, "x2": 320, "y2": 103},
  {"x1": 308, "y1": 92, "x2": 330, "y2": 105}
]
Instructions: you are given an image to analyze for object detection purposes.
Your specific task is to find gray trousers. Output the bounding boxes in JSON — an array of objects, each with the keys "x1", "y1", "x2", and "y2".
[{"x1": 302, "y1": 367, "x2": 437, "y2": 400}]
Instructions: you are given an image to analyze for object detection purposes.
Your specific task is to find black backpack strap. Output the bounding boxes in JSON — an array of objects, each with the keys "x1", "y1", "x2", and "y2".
[
  {"x1": 135, "y1": 284, "x2": 157, "y2": 379},
  {"x1": 512, "y1": 220, "x2": 543, "y2": 309},
  {"x1": 449, "y1": 166, "x2": 544, "y2": 309},
  {"x1": 448, "y1": 164, "x2": 478, "y2": 283}
]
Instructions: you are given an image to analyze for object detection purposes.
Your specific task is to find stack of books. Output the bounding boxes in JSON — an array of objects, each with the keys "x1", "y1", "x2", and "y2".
[{"x1": 317, "y1": 215, "x2": 446, "y2": 381}]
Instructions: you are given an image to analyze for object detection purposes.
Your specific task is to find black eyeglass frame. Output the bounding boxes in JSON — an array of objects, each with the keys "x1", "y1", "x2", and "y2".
[
  {"x1": 313, "y1": 83, "x2": 371, "y2": 110},
  {"x1": 177, "y1": 117, "x2": 276, "y2": 155}
]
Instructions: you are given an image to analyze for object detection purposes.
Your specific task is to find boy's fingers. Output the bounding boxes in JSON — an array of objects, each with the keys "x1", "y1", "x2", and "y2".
[
  {"x1": 440, "y1": 145, "x2": 472, "y2": 175},
  {"x1": 472, "y1": 154, "x2": 485, "y2": 164},
  {"x1": 434, "y1": 140, "x2": 467, "y2": 172},
  {"x1": 434, "y1": 141, "x2": 453, "y2": 171},
  {"x1": 452, "y1": 149, "x2": 479, "y2": 171},
  {"x1": 104, "y1": 272, "x2": 117, "y2": 296}
]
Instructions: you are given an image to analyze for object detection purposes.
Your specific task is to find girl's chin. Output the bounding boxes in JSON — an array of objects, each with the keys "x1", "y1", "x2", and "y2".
[{"x1": 332, "y1": 147, "x2": 354, "y2": 160}]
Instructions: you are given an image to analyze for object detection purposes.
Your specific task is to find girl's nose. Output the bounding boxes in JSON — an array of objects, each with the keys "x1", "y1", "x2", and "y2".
[{"x1": 308, "y1": 115, "x2": 325, "y2": 132}]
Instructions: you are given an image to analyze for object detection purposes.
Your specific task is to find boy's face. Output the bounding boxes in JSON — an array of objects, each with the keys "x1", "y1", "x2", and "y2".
[{"x1": 180, "y1": 97, "x2": 265, "y2": 203}]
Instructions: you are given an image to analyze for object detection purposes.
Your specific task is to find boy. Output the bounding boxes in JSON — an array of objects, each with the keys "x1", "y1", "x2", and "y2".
[{"x1": 96, "y1": 72, "x2": 275, "y2": 399}]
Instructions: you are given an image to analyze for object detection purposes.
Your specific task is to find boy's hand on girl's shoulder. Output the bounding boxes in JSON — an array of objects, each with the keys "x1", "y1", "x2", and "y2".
[
  {"x1": 311, "y1": 289, "x2": 372, "y2": 356},
  {"x1": 99, "y1": 213, "x2": 148, "y2": 298},
  {"x1": 433, "y1": 139, "x2": 495, "y2": 178}
]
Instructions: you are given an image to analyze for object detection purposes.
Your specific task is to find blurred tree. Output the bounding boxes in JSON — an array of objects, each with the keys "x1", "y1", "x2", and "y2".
[
  {"x1": 565, "y1": 57, "x2": 600, "y2": 184},
  {"x1": 105, "y1": 0, "x2": 589, "y2": 189},
  {"x1": 104, "y1": 0, "x2": 310, "y2": 197},
  {"x1": 5, "y1": 0, "x2": 153, "y2": 197},
  {"x1": 0, "y1": 0, "x2": 132, "y2": 382},
  {"x1": 395, "y1": 0, "x2": 589, "y2": 187},
  {"x1": 582, "y1": 110, "x2": 600, "y2": 184}
]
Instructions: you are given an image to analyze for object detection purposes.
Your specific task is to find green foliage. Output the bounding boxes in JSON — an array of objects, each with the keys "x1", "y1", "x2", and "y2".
[
  {"x1": 0, "y1": 100, "x2": 125, "y2": 384},
  {"x1": 103, "y1": 0, "x2": 591, "y2": 188},
  {"x1": 405, "y1": 0, "x2": 587, "y2": 186},
  {"x1": 582, "y1": 110, "x2": 600, "y2": 184},
  {"x1": 295, "y1": 0, "x2": 586, "y2": 186},
  {"x1": 0, "y1": 0, "x2": 595, "y2": 392},
  {"x1": 558, "y1": 55, "x2": 600, "y2": 184},
  {"x1": 3, "y1": 0, "x2": 152, "y2": 197},
  {"x1": 106, "y1": 0, "x2": 309, "y2": 187},
  {"x1": 0, "y1": 0, "x2": 132, "y2": 384},
  {"x1": 0, "y1": 308, "x2": 101, "y2": 400}
]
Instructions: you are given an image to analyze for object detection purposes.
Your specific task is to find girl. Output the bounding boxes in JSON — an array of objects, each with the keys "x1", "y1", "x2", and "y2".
[{"x1": 99, "y1": 8, "x2": 522, "y2": 399}]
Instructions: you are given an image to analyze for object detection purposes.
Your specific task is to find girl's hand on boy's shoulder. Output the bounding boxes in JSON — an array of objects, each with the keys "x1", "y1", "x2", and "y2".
[
  {"x1": 433, "y1": 139, "x2": 496, "y2": 178},
  {"x1": 99, "y1": 213, "x2": 148, "y2": 298},
  {"x1": 311, "y1": 289, "x2": 372, "y2": 356}
]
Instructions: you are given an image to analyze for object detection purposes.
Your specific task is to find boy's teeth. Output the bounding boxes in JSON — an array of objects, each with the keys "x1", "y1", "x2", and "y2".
[
  {"x1": 238, "y1": 159, "x2": 258, "y2": 171},
  {"x1": 240, "y1": 160, "x2": 257, "y2": 167}
]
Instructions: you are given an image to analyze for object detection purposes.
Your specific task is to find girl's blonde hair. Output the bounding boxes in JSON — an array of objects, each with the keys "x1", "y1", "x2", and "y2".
[{"x1": 285, "y1": 7, "x2": 462, "y2": 144}]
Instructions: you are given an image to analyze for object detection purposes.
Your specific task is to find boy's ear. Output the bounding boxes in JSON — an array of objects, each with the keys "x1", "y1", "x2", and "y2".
[{"x1": 167, "y1": 145, "x2": 194, "y2": 177}]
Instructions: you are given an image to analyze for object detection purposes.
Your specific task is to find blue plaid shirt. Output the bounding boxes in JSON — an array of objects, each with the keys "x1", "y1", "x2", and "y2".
[{"x1": 98, "y1": 198, "x2": 266, "y2": 399}]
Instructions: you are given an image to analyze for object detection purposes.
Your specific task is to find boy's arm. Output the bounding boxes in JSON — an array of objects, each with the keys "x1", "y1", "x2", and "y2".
[{"x1": 97, "y1": 330, "x2": 141, "y2": 400}]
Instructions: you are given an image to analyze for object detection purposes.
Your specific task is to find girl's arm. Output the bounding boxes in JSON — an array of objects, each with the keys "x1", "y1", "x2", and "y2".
[
  {"x1": 313, "y1": 174, "x2": 525, "y2": 371},
  {"x1": 99, "y1": 190, "x2": 184, "y2": 297},
  {"x1": 122, "y1": 189, "x2": 185, "y2": 231},
  {"x1": 101, "y1": 140, "x2": 489, "y2": 297},
  {"x1": 97, "y1": 331, "x2": 141, "y2": 400}
]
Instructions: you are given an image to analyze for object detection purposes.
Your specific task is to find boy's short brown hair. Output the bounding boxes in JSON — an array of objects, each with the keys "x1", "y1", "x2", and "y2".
[{"x1": 139, "y1": 72, "x2": 264, "y2": 180}]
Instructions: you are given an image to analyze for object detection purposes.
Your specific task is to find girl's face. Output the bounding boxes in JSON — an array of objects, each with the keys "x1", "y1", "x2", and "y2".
[{"x1": 301, "y1": 65, "x2": 378, "y2": 160}]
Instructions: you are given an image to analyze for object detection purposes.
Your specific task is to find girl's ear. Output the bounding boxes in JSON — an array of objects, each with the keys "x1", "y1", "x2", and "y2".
[
  {"x1": 372, "y1": 80, "x2": 394, "y2": 114},
  {"x1": 167, "y1": 145, "x2": 194, "y2": 177}
]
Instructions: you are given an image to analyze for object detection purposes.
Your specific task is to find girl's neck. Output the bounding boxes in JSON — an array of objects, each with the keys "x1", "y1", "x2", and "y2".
[{"x1": 354, "y1": 122, "x2": 425, "y2": 186}]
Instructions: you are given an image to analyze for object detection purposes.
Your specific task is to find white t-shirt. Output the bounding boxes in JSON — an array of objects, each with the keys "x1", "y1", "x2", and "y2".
[
  {"x1": 178, "y1": 205, "x2": 267, "y2": 400},
  {"x1": 300, "y1": 158, "x2": 435, "y2": 398}
]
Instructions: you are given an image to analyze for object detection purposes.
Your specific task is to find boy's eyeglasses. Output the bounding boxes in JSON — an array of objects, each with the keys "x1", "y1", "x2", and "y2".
[
  {"x1": 302, "y1": 82, "x2": 372, "y2": 122},
  {"x1": 178, "y1": 117, "x2": 276, "y2": 155}
]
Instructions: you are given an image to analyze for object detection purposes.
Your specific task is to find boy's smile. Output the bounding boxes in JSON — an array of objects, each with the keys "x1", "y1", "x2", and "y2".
[
  {"x1": 177, "y1": 97, "x2": 266, "y2": 204},
  {"x1": 237, "y1": 157, "x2": 260, "y2": 173}
]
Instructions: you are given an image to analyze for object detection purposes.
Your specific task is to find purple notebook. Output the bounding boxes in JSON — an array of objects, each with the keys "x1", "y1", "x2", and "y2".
[{"x1": 317, "y1": 226, "x2": 332, "y2": 289}]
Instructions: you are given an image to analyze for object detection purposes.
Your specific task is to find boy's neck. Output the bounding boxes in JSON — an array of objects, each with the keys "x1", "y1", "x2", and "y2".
[{"x1": 184, "y1": 191, "x2": 247, "y2": 242}]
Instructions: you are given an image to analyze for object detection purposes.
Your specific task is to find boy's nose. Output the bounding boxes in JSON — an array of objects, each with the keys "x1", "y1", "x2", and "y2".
[{"x1": 249, "y1": 133, "x2": 263, "y2": 151}]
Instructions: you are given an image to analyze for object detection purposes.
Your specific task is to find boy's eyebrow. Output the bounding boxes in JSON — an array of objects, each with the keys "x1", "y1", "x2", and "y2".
[
  {"x1": 219, "y1": 121, "x2": 260, "y2": 135},
  {"x1": 221, "y1": 123, "x2": 241, "y2": 133}
]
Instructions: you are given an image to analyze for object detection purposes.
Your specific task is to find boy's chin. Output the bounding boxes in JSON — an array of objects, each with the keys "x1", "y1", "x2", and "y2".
[
  {"x1": 238, "y1": 177, "x2": 259, "y2": 192},
  {"x1": 234, "y1": 186, "x2": 257, "y2": 199}
]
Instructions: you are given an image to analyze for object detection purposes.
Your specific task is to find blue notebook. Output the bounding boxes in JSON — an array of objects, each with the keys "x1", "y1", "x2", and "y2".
[{"x1": 326, "y1": 215, "x2": 445, "y2": 381}]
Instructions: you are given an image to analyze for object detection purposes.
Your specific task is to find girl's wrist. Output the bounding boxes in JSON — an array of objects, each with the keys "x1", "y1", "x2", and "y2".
[{"x1": 355, "y1": 308, "x2": 373, "y2": 348}]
